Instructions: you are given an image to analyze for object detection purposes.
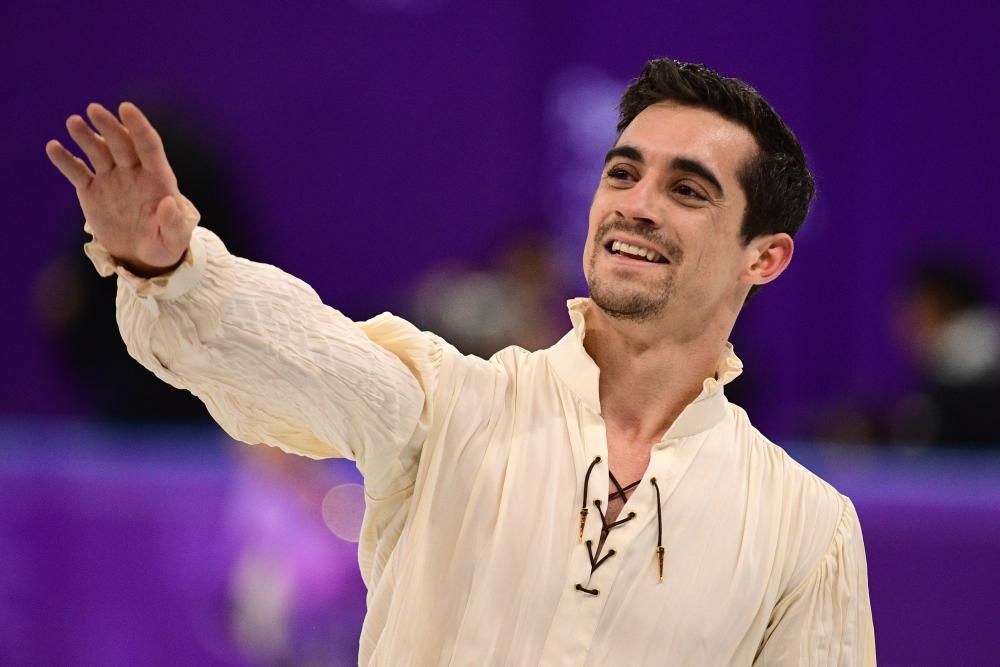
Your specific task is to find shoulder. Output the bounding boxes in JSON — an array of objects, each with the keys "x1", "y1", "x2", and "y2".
[
  {"x1": 359, "y1": 312, "x2": 522, "y2": 382},
  {"x1": 728, "y1": 404, "x2": 858, "y2": 593}
]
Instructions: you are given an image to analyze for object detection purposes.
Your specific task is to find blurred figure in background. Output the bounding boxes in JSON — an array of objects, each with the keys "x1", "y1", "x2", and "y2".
[
  {"x1": 225, "y1": 444, "x2": 366, "y2": 666},
  {"x1": 33, "y1": 108, "x2": 261, "y2": 425},
  {"x1": 408, "y1": 228, "x2": 569, "y2": 358},
  {"x1": 890, "y1": 258, "x2": 1000, "y2": 447}
]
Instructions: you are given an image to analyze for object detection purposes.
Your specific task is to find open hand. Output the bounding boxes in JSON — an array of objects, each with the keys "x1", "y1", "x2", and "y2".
[{"x1": 46, "y1": 102, "x2": 196, "y2": 277}]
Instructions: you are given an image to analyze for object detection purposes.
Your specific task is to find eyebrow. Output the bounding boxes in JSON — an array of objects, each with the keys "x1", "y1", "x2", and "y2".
[
  {"x1": 603, "y1": 145, "x2": 725, "y2": 197},
  {"x1": 604, "y1": 145, "x2": 643, "y2": 165}
]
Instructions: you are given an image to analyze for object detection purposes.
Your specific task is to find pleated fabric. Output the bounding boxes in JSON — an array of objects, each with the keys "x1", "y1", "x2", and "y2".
[{"x1": 90, "y1": 225, "x2": 876, "y2": 666}]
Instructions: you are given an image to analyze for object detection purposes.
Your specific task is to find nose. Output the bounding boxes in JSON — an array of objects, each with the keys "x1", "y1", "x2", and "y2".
[{"x1": 614, "y1": 178, "x2": 659, "y2": 227}]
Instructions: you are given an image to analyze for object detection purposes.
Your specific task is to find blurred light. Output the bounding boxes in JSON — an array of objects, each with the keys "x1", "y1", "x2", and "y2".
[
  {"x1": 544, "y1": 65, "x2": 622, "y2": 288},
  {"x1": 321, "y1": 483, "x2": 366, "y2": 543}
]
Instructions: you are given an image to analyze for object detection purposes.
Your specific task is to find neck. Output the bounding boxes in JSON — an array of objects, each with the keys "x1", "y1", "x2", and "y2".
[{"x1": 583, "y1": 301, "x2": 735, "y2": 445}]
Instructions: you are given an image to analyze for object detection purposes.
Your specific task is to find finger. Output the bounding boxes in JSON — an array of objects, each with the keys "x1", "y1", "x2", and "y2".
[
  {"x1": 153, "y1": 195, "x2": 194, "y2": 245},
  {"x1": 119, "y1": 102, "x2": 174, "y2": 180},
  {"x1": 86, "y1": 102, "x2": 140, "y2": 167},
  {"x1": 149, "y1": 194, "x2": 178, "y2": 229},
  {"x1": 139, "y1": 195, "x2": 190, "y2": 267},
  {"x1": 66, "y1": 115, "x2": 114, "y2": 173},
  {"x1": 45, "y1": 140, "x2": 94, "y2": 190}
]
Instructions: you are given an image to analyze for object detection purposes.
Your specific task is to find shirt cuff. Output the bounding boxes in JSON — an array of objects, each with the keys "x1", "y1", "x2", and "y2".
[{"x1": 82, "y1": 197, "x2": 206, "y2": 301}]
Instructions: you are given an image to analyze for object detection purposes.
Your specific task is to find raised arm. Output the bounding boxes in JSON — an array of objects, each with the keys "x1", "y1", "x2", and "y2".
[{"x1": 46, "y1": 104, "x2": 440, "y2": 499}]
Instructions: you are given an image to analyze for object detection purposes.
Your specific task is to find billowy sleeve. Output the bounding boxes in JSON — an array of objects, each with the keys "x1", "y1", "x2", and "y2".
[
  {"x1": 754, "y1": 496, "x2": 877, "y2": 666},
  {"x1": 88, "y1": 225, "x2": 439, "y2": 499}
]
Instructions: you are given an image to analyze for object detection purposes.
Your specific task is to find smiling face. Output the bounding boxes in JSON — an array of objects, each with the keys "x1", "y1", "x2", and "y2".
[{"x1": 584, "y1": 102, "x2": 762, "y2": 324}]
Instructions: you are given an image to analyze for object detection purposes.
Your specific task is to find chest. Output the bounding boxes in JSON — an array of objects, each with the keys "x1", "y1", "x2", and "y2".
[
  {"x1": 402, "y1": 413, "x2": 776, "y2": 665},
  {"x1": 604, "y1": 434, "x2": 653, "y2": 523}
]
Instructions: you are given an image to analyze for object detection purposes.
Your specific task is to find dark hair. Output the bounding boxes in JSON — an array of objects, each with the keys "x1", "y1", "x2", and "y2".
[{"x1": 618, "y1": 58, "x2": 815, "y2": 250}]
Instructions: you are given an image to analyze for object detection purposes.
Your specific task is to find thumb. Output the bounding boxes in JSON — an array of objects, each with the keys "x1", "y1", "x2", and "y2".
[
  {"x1": 152, "y1": 194, "x2": 192, "y2": 252},
  {"x1": 151, "y1": 193, "x2": 178, "y2": 229}
]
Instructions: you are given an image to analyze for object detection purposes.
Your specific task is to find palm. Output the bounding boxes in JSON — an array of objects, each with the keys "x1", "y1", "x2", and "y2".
[
  {"x1": 46, "y1": 102, "x2": 195, "y2": 276},
  {"x1": 78, "y1": 160, "x2": 179, "y2": 265}
]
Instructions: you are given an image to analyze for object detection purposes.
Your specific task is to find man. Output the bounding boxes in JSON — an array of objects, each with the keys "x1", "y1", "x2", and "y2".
[{"x1": 46, "y1": 58, "x2": 876, "y2": 665}]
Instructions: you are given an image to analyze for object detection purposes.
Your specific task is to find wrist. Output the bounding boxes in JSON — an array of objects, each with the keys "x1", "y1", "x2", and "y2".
[{"x1": 120, "y1": 253, "x2": 186, "y2": 279}]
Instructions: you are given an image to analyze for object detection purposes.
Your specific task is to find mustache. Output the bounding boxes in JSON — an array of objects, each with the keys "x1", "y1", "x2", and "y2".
[{"x1": 596, "y1": 219, "x2": 683, "y2": 263}]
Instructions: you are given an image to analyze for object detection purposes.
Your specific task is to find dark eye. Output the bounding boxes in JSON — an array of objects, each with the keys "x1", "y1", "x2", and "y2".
[
  {"x1": 606, "y1": 167, "x2": 635, "y2": 182},
  {"x1": 674, "y1": 183, "x2": 707, "y2": 200}
]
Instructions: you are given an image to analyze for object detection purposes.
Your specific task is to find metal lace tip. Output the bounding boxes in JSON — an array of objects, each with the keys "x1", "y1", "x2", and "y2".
[
  {"x1": 656, "y1": 546, "x2": 665, "y2": 583},
  {"x1": 578, "y1": 508, "x2": 589, "y2": 542}
]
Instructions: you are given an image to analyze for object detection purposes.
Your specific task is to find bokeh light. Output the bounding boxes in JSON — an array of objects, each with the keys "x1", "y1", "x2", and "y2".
[{"x1": 321, "y1": 483, "x2": 366, "y2": 543}]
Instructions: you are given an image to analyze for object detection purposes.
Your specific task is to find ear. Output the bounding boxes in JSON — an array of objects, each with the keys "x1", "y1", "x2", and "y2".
[{"x1": 742, "y1": 233, "x2": 794, "y2": 287}]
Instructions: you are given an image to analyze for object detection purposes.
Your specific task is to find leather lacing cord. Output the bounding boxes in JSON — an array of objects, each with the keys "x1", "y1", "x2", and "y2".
[
  {"x1": 651, "y1": 476, "x2": 665, "y2": 582},
  {"x1": 575, "y1": 456, "x2": 663, "y2": 596}
]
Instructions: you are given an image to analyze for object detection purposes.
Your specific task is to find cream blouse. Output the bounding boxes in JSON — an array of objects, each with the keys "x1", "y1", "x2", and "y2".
[{"x1": 88, "y1": 226, "x2": 876, "y2": 666}]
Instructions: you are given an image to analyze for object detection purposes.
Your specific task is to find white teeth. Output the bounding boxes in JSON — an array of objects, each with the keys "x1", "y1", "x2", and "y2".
[{"x1": 610, "y1": 239, "x2": 664, "y2": 263}]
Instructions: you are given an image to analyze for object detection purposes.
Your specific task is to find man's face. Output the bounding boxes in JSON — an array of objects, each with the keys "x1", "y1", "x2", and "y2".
[{"x1": 583, "y1": 102, "x2": 759, "y2": 322}]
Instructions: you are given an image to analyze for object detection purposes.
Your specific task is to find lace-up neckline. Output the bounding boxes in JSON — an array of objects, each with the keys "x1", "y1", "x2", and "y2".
[{"x1": 575, "y1": 456, "x2": 664, "y2": 596}]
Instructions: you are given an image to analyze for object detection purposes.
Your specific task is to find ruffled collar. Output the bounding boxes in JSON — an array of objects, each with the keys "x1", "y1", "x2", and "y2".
[{"x1": 547, "y1": 297, "x2": 741, "y2": 441}]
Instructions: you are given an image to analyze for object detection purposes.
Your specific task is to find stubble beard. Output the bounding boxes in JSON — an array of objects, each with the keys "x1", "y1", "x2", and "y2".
[
  {"x1": 587, "y1": 266, "x2": 676, "y2": 322},
  {"x1": 585, "y1": 219, "x2": 682, "y2": 322}
]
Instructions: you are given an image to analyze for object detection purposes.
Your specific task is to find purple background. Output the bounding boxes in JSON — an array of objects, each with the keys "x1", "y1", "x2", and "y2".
[
  {"x1": 3, "y1": 425, "x2": 999, "y2": 665},
  {"x1": 7, "y1": 0, "x2": 999, "y2": 436},
  {"x1": 4, "y1": 1, "x2": 1000, "y2": 665}
]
